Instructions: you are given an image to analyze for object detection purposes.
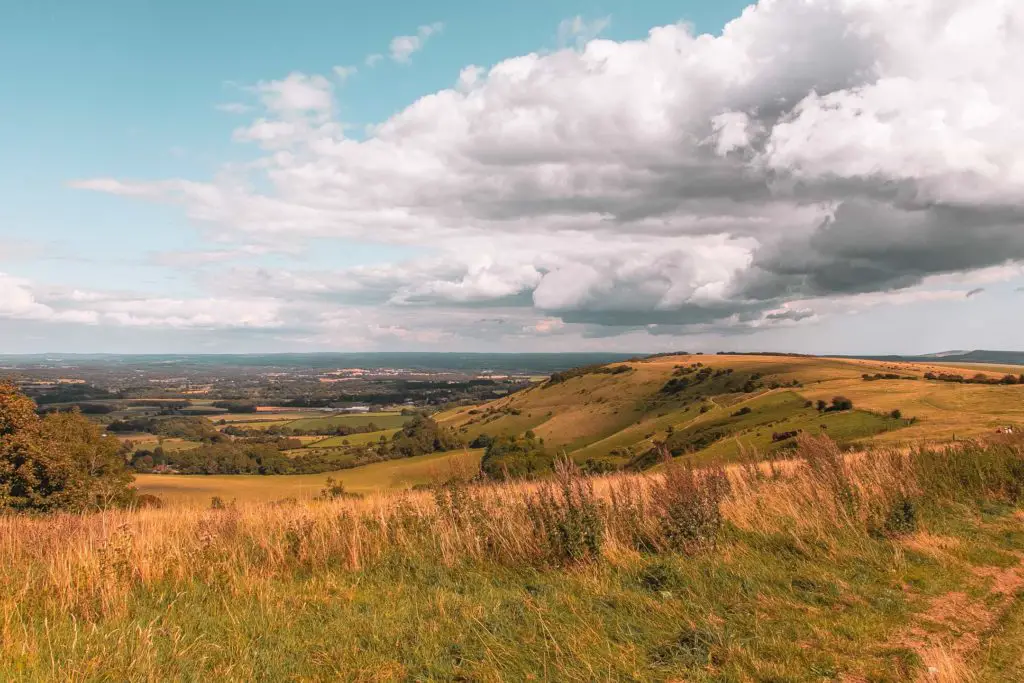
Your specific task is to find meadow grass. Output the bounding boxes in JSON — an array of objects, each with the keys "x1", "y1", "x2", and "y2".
[{"x1": 2, "y1": 436, "x2": 1022, "y2": 680}]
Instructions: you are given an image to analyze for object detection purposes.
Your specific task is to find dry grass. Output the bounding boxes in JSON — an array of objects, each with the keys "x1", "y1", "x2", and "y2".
[{"x1": 2, "y1": 435, "x2": 1022, "y2": 679}]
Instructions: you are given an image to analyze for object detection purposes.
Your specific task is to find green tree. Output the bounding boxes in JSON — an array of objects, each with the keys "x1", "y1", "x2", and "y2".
[{"x1": 1, "y1": 382, "x2": 135, "y2": 512}]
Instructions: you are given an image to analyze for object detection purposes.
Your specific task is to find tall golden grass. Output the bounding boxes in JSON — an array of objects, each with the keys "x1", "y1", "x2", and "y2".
[{"x1": 2, "y1": 434, "x2": 1020, "y2": 629}]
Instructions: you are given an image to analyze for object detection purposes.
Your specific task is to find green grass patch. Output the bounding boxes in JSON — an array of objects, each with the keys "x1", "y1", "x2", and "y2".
[
  {"x1": 286, "y1": 413, "x2": 411, "y2": 431},
  {"x1": 308, "y1": 429, "x2": 400, "y2": 448}
]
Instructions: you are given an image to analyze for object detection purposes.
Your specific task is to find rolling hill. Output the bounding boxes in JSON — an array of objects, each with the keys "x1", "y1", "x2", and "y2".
[{"x1": 439, "y1": 353, "x2": 1024, "y2": 469}]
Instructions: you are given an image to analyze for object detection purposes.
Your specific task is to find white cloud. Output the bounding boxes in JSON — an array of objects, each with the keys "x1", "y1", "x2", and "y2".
[
  {"x1": 389, "y1": 22, "x2": 444, "y2": 64},
  {"x1": 67, "y1": 0, "x2": 1024, "y2": 348},
  {"x1": 0, "y1": 273, "x2": 98, "y2": 324},
  {"x1": 97, "y1": 298, "x2": 283, "y2": 329},
  {"x1": 253, "y1": 72, "x2": 333, "y2": 114},
  {"x1": 365, "y1": 53, "x2": 384, "y2": 67}
]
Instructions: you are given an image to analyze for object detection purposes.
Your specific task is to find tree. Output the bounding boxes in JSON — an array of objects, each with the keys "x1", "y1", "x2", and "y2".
[
  {"x1": 831, "y1": 396, "x2": 853, "y2": 411},
  {"x1": 1, "y1": 382, "x2": 135, "y2": 512},
  {"x1": 480, "y1": 434, "x2": 553, "y2": 480}
]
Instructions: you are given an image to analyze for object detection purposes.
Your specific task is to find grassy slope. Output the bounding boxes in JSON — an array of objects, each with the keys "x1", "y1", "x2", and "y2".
[
  {"x1": 134, "y1": 449, "x2": 483, "y2": 503},
  {"x1": 440, "y1": 354, "x2": 1024, "y2": 465}
]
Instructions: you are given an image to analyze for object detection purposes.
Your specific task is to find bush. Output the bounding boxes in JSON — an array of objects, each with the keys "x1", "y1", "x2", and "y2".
[
  {"x1": 831, "y1": 396, "x2": 853, "y2": 411},
  {"x1": 525, "y1": 458, "x2": 604, "y2": 564},
  {"x1": 883, "y1": 497, "x2": 918, "y2": 536},
  {"x1": 480, "y1": 434, "x2": 554, "y2": 480},
  {"x1": 649, "y1": 456, "x2": 729, "y2": 553},
  {"x1": 890, "y1": 409, "x2": 902, "y2": 419},
  {"x1": 318, "y1": 477, "x2": 362, "y2": 501}
]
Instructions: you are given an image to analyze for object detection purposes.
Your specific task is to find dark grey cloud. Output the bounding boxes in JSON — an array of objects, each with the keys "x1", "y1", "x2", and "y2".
[
  {"x1": 966, "y1": 287, "x2": 985, "y2": 298},
  {"x1": 738, "y1": 202, "x2": 1024, "y2": 302}
]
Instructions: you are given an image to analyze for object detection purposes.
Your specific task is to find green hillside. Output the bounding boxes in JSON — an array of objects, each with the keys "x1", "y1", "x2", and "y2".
[{"x1": 441, "y1": 353, "x2": 1024, "y2": 469}]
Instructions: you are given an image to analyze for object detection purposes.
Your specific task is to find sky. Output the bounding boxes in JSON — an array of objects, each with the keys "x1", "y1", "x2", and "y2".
[{"x1": 1, "y1": 0, "x2": 1023, "y2": 355}]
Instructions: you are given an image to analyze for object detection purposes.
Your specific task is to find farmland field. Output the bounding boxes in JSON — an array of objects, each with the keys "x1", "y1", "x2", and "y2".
[
  {"x1": 285, "y1": 412, "x2": 411, "y2": 431},
  {"x1": 134, "y1": 449, "x2": 484, "y2": 503},
  {"x1": 308, "y1": 428, "x2": 400, "y2": 448}
]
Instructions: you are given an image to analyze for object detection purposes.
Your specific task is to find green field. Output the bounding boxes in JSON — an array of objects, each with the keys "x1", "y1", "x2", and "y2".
[
  {"x1": 285, "y1": 412, "x2": 410, "y2": 431},
  {"x1": 308, "y1": 428, "x2": 400, "y2": 448},
  {"x1": 135, "y1": 449, "x2": 483, "y2": 503}
]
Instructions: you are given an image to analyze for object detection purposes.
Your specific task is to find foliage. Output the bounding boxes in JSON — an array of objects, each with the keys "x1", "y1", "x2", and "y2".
[
  {"x1": 107, "y1": 415, "x2": 220, "y2": 440},
  {"x1": 649, "y1": 456, "x2": 729, "y2": 553},
  {"x1": 924, "y1": 371, "x2": 1023, "y2": 385},
  {"x1": 546, "y1": 363, "x2": 631, "y2": 386},
  {"x1": 383, "y1": 415, "x2": 462, "y2": 458},
  {"x1": 0, "y1": 382, "x2": 136, "y2": 512},
  {"x1": 524, "y1": 458, "x2": 604, "y2": 564},
  {"x1": 317, "y1": 477, "x2": 362, "y2": 501},
  {"x1": 480, "y1": 433, "x2": 554, "y2": 480}
]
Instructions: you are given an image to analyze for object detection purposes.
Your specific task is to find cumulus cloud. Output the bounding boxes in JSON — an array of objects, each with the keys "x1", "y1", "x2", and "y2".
[
  {"x1": 389, "y1": 22, "x2": 444, "y2": 64},
  {"x1": 253, "y1": 72, "x2": 333, "y2": 114},
  {"x1": 67, "y1": 0, "x2": 1024, "y2": 347}
]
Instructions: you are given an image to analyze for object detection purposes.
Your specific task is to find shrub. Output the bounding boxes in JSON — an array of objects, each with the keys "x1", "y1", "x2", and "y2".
[
  {"x1": 890, "y1": 409, "x2": 902, "y2": 419},
  {"x1": 649, "y1": 456, "x2": 729, "y2": 553},
  {"x1": 480, "y1": 434, "x2": 553, "y2": 480},
  {"x1": 883, "y1": 497, "x2": 918, "y2": 536},
  {"x1": 525, "y1": 458, "x2": 604, "y2": 564},
  {"x1": 831, "y1": 396, "x2": 853, "y2": 411},
  {"x1": 731, "y1": 407, "x2": 752, "y2": 417},
  {"x1": 318, "y1": 477, "x2": 362, "y2": 501}
]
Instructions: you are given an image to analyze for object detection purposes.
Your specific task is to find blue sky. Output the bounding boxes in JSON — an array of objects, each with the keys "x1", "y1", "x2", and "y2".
[
  {"x1": 1, "y1": 0, "x2": 1022, "y2": 354},
  {"x1": 1, "y1": 0, "x2": 745, "y2": 291}
]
